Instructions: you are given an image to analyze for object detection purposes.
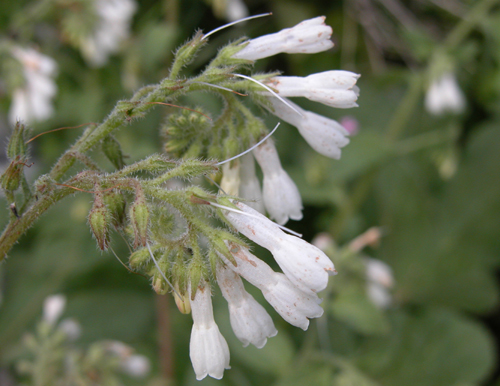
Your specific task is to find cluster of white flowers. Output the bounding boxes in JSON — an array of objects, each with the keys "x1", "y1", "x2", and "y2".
[
  {"x1": 8, "y1": 47, "x2": 58, "y2": 126},
  {"x1": 189, "y1": 202, "x2": 336, "y2": 379},
  {"x1": 79, "y1": 0, "x2": 137, "y2": 67},
  {"x1": 222, "y1": 16, "x2": 359, "y2": 225},
  {"x1": 187, "y1": 16, "x2": 359, "y2": 380}
]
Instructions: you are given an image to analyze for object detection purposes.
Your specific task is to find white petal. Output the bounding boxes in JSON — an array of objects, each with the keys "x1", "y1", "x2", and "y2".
[
  {"x1": 265, "y1": 71, "x2": 360, "y2": 109},
  {"x1": 233, "y1": 17, "x2": 333, "y2": 60},
  {"x1": 217, "y1": 264, "x2": 277, "y2": 348},
  {"x1": 252, "y1": 138, "x2": 303, "y2": 224},
  {"x1": 189, "y1": 282, "x2": 230, "y2": 380},
  {"x1": 425, "y1": 73, "x2": 465, "y2": 115},
  {"x1": 267, "y1": 97, "x2": 350, "y2": 159},
  {"x1": 239, "y1": 153, "x2": 265, "y2": 213},
  {"x1": 218, "y1": 244, "x2": 324, "y2": 330}
]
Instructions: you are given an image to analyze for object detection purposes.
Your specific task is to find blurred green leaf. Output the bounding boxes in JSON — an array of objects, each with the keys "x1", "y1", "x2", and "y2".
[
  {"x1": 356, "y1": 308, "x2": 495, "y2": 386},
  {"x1": 330, "y1": 283, "x2": 390, "y2": 335}
]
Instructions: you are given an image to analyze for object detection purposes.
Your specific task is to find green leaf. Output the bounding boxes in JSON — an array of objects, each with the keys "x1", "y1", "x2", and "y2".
[
  {"x1": 355, "y1": 308, "x2": 495, "y2": 386},
  {"x1": 330, "y1": 283, "x2": 390, "y2": 335}
]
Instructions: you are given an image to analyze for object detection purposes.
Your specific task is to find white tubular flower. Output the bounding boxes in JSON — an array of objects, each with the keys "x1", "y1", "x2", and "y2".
[
  {"x1": 233, "y1": 16, "x2": 333, "y2": 61},
  {"x1": 364, "y1": 257, "x2": 394, "y2": 309},
  {"x1": 218, "y1": 244, "x2": 323, "y2": 330},
  {"x1": 267, "y1": 97, "x2": 350, "y2": 159},
  {"x1": 8, "y1": 47, "x2": 57, "y2": 125},
  {"x1": 43, "y1": 294, "x2": 66, "y2": 325},
  {"x1": 80, "y1": 0, "x2": 137, "y2": 67},
  {"x1": 252, "y1": 138, "x2": 303, "y2": 224},
  {"x1": 265, "y1": 70, "x2": 360, "y2": 109},
  {"x1": 224, "y1": 202, "x2": 336, "y2": 295},
  {"x1": 189, "y1": 281, "x2": 230, "y2": 380},
  {"x1": 216, "y1": 263, "x2": 277, "y2": 348},
  {"x1": 425, "y1": 73, "x2": 465, "y2": 115},
  {"x1": 220, "y1": 161, "x2": 241, "y2": 196},
  {"x1": 238, "y1": 153, "x2": 265, "y2": 213}
]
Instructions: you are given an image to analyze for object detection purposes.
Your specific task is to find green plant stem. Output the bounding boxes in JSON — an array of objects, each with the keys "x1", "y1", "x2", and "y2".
[
  {"x1": 385, "y1": 72, "x2": 423, "y2": 141},
  {"x1": 0, "y1": 186, "x2": 75, "y2": 261}
]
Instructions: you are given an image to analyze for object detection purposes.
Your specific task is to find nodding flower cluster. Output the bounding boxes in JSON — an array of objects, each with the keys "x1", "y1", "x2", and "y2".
[
  {"x1": 188, "y1": 16, "x2": 357, "y2": 380},
  {"x1": 221, "y1": 16, "x2": 359, "y2": 225}
]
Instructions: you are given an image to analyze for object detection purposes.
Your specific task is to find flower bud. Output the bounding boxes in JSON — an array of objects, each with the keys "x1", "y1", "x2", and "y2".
[
  {"x1": 128, "y1": 247, "x2": 154, "y2": 270},
  {"x1": 88, "y1": 193, "x2": 111, "y2": 250},
  {"x1": 7, "y1": 122, "x2": 29, "y2": 160},
  {"x1": 102, "y1": 135, "x2": 125, "y2": 169},
  {"x1": 129, "y1": 193, "x2": 149, "y2": 248},
  {"x1": 170, "y1": 32, "x2": 205, "y2": 78},
  {"x1": 174, "y1": 285, "x2": 192, "y2": 314},
  {"x1": 1, "y1": 159, "x2": 23, "y2": 193},
  {"x1": 103, "y1": 191, "x2": 126, "y2": 226}
]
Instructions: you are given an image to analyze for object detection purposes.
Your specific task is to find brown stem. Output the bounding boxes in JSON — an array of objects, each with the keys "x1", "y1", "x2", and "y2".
[{"x1": 156, "y1": 294, "x2": 174, "y2": 380}]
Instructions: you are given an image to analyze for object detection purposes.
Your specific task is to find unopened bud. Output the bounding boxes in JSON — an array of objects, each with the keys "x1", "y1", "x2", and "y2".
[
  {"x1": 103, "y1": 191, "x2": 126, "y2": 226},
  {"x1": 128, "y1": 247, "x2": 152, "y2": 270},
  {"x1": 102, "y1": 135, "x2": 125, "y2": 169},
  {"x1": 169, "y1": 32, "x2": 205, "y2": 78},
  {"x1": 153, "y1": 275, "x2": 168, "y2": 295},
  {"x1": 1, "y1": 159, "x2": 23, "y2": 192},
  {"x1": 89, "y1": 193, "x2": 111, "y2": 250},
  {"x1": 129, "y1": 200, "x2": 149, "y2": 248},
  {"x1": 7, "y1": 122, "x2": 29, "y2": 159},
  {"x1": 174, "y1": 288, "x2": 191, "y2": 314}
]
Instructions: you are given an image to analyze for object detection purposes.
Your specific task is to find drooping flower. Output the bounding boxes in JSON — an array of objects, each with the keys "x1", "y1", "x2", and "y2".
[
  {"x1": 233, "y1": 16, "x2": 334, "y2": 61},
  {"x1": 364, "y1": 257, "x2": 394, "y2": 309},
  {"x1": 223, "y1": 202, "x2": 336, "y2": 296},
  {"x1": 238, "y1": 153, "x2": 265, "y2": 213},
  {"x1": 80, "y1": 0, "x2": 137, "y2": 67},
  {"x1": 264, "y1": 70, "x2": 360, "y2": 109},
  {"x1": 217, "y1": 243, "x2": 324, "y2": 330},
  {"x1": 189, "y1": 281, "x2": 230, "y2": 380},
  {"x1": 425, "y1": 73, "x2": 465, "y2": 115},
  {"x1": 8, "y1": 47, "x2": 57, "y2": 125},
  {"x1": 252, "y1": 138, "x2": 303, "y2": 224},
  {"x1": 266, "y1": 97, "x2": 350, "y2": 159},
  {"x1": 216, "y1": 262, "x2": 277, "y2": 348},
  {"x1": 42, "y1": 294, "x2": 66, "y2": 326}
]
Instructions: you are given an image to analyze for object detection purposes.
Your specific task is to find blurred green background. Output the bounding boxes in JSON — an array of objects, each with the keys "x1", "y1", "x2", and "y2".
[{"x1": 1, "y1": 0, "x2": 500, "y2": 385}]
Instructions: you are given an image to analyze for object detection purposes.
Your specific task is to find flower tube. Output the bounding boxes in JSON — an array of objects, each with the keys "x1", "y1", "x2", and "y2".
[
  {"x1": 266, "y1": 97, "x2": 350, "y2": 159},
  {"x1": 252, "y1": 138, "x2": 303, "y2": 224},
  {"x1": 189, "y1": 281, "x2": 230, "y2": 380},
  {"x1": 217, "y1": 263, "x2": 277, "y2": 348},
  {"x1": 218, "y1": 244, "x2": 323, "y2": 330},
  {"x1": 233, "y1": 17, "x2": 334, "y2": 61},
  {"x1": 224, "y1": 202, "x2": 336, "y2": 295},
  {"x1": 265, "y1": 70, "x2": 360, "y2": 109}
]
